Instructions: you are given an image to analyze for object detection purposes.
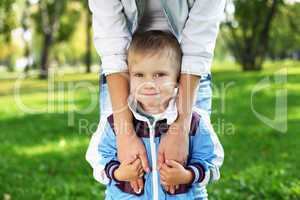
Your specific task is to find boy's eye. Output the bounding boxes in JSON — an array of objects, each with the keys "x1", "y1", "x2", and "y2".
[
  {"x1": 134, "y1": 73, "x2": 143, "y2": 77},
  {"x1": 154, "y1": 73, "x2": 166, "y2": 78}
]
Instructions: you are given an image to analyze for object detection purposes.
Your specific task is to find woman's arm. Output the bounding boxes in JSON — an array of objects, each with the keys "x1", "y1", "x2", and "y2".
[
  {"x1": 180, "y1": 0, "x2": 226, "y2": 76},
  {"x1": 106, "y1": 74, "x2": 149, "y2": 194},
  {"x1": 158, "y1": 74, "x2": 199, "y2": 194},
  {"x1": 106, "y1": 73, "x2": 149, "y2": 173},
  {"x1": 88, "y1": 0, "x2": 130, "y2": 75},
  {"x1": 158, "y1": 74, "x2": 199, "y2": 167},
  {"x1": 89, "y1": 0, "x2": 149, "y2": 192},
  {"x1": 89, "y1": 0, "x2": 149, "y2": 172}
]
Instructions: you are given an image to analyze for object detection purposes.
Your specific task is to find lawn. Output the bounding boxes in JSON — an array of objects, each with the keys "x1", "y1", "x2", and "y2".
[{"x1": 0, "y1": 61, "x2": 299, "y2": 200}]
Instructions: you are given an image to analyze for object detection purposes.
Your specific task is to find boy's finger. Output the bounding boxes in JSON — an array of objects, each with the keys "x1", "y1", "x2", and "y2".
[
  {"x1": 137, "y1": 178, "x2": 144, "y2": 193},
  {"x1": 137, "y1": 166, "x2": 143, "y2": 175},
  {"x1": 138, "y1": 168, "x2": 144, "y2": 176},
  {"x1": 130, "y1": 180, "x2": 139, "y2": 194},
  {"x1": 139, "y1": 151, "x2": 150, "y2": 173},
  {"x1": 175, "y1": 185, "x2": 179, "y2": 190},
  {"x1": 139, "y1": 172, "x2": 144, "y2": 178}
]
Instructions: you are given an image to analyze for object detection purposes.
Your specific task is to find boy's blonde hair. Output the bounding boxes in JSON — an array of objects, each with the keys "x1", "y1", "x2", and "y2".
[{"x1": 128, "y1": 30, "x2": 182, "y2": 72}]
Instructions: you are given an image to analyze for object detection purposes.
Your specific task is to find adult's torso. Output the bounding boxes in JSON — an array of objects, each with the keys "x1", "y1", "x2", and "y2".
[{"x1": 120, "y1": 0, "x2": 195, "y2": 38}]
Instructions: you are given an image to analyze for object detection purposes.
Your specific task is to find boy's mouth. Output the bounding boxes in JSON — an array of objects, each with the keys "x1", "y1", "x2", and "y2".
[{"x1": 140, "y1": 92, "x2": 160, "y2": 96}]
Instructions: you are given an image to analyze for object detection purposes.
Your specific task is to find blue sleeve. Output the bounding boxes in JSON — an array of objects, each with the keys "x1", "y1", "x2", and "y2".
[
  {"x1": 187, "y1": 113, "x2": 224, "y2": 185},
  {"x1": 85, "y1": 119, "x2": 120, "y2": 184},
  {"x1": 97, "y1": 121, "x2": 120, "y2": 182}
]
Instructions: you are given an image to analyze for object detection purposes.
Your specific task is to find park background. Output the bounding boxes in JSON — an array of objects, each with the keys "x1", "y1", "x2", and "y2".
[{"x1": 0, "y1": 0, "x2": 299, "y2": 199}]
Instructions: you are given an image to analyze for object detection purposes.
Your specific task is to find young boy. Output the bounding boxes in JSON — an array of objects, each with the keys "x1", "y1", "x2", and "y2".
[{"x1": 86, "y1": 31, "x2": 224, "y2": 200}]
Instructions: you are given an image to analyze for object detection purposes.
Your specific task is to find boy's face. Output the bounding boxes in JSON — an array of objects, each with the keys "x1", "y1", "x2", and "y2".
[{"x1": 129, "y1": 53, "x2": 179, "y2": 114}]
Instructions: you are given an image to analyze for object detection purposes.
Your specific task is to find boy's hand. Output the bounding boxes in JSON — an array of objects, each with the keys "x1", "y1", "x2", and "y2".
[
  {"x1": 114, "y1": 156, "x2": 144, "y2": 182},
  {"x1": 159, "y1": 160, "x2": 193, "y2": 186}
]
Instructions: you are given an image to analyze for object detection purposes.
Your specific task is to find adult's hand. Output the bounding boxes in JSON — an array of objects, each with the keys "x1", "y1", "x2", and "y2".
[
  {"x1": 116, "y1": 125, "x2": 149, "y2": 193},
  {"x1": 158, "y1": 74, "x2": 199, "y2": 194},
  {"x1": 116, "y1": 130, "x2": 150, "y2": 173},
  {"x1": 157, "y1": 118, "x2": 190, "y2": 194},
  {"x1": 157, "y1": 119, "x2": 189, "y2": 168},
  {"x1": 106, "y1": 73, "x2": 150, "y2": 191}
]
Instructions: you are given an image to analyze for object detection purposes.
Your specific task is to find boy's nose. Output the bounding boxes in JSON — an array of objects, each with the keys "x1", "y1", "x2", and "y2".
[{"x1": 143, "y1": 81, "x2": 156, "y2": 89}]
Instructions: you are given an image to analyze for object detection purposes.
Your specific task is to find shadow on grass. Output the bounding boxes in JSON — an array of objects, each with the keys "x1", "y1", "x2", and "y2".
[{"x1": 0, "y1": 146, "x2": 105, "y2": 200}]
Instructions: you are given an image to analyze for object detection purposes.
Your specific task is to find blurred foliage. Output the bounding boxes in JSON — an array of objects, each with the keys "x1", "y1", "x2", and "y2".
[
  {"x1": 269, "y1": 2, "x2": 300, "y2": 58},
  {"x1": 0, "y1": 0, "x2": 17, "y2": 42},
  {"x1": 0, "y1": 0, "x2": 299, "y2": 74}
]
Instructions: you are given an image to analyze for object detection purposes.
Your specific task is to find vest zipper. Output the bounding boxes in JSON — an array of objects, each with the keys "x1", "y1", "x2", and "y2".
[{"x1": 149, "y1": 121, "x2": 159, "y2": 200}]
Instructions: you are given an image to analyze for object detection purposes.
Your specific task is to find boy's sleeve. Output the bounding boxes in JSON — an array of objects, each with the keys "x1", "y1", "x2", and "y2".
[
  {"x1": 187, "y1": 111, "x2": 224, "y2": 186},
  {"x1": 85, "y1": 119, "x2": 120, "y2": 184}
]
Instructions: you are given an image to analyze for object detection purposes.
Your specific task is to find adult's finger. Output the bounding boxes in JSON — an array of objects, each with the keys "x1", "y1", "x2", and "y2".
[
  {"x1": 159, "y1": 168, "x2": 168, "y2": 179},
  {"x1": 139, "y1": 150, "x2": 150, "y2": 173},
  {"x1": 157, "y1": 149, "x2": 165, "y2": 170},
  {"x1": 161, "y1": 180, "x2": 170, "y2": 188},
  {"x1": 166, "y1": 160, "x2": 181, "y2": 168},
  {"x1": 132, "y1": 158, "x2": 142, "y2": 169},
  {"x1": 123, "y1": 155, "x2": 138, "y2": 165},
  {"x1": 169, "y1": 185, "x2": 175, "y2": 194},
  {"x1": 160, "y1": 163, "x2": 171, "y2": 173}
]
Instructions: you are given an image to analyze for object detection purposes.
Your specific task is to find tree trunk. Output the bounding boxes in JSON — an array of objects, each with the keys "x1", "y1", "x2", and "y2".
[
  {"x1": 85, "y1": 10, "x2": 92, "y2": 73},
  {"x1": 40, "y1": 33, "x2": 52, "y2": 79},
  {"x1": 23, "y1": 0, "x2": 31, "y2": 75},
  {"x1": 226, "y1": 0, "x2": 281, "y2": 71}
]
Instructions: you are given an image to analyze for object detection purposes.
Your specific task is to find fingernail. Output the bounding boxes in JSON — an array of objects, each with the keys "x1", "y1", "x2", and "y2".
[{"x1": 137, "y1": 188, "x2": 142, "y2": 194}]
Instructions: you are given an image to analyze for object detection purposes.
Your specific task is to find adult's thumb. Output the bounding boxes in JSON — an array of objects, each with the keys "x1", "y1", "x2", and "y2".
[
  {"x1": 157, "y1": 150, "x2": 165, "y2": 170},
  {"x1": 139, "y1": 151, "x2": 150, "y2": 173}
]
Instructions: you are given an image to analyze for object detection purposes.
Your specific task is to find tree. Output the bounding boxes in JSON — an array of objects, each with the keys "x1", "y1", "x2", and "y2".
[
  {"x1": 0, "y1": 0, "x2": 17, "y2": 71},
  {"x1": 76, "y1": 0, "x2": 92, "y2": 73},
  {"x1": 224, "y1": 0, "x2": 285, "y2": 70},
  {"x1": 268, "y1": 2, "x2": 300, "y2": 59},
  {"x1": 36, "y1": 0, "x2": 67, "y2": 79},
  {"x1": 21, "y1": 0, "x2": 32, "y2": 74},
  {"x1": 85, "y1": 3, "x2": 92, "y2": 73},
  {"x1": 33, "y1": 0, "x2": 80, "y2": 79}
]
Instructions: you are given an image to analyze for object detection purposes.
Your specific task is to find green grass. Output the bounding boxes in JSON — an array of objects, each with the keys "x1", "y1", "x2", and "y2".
[{"x1": 0, "y1": 61, "x2": 300, "y2": 199}]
